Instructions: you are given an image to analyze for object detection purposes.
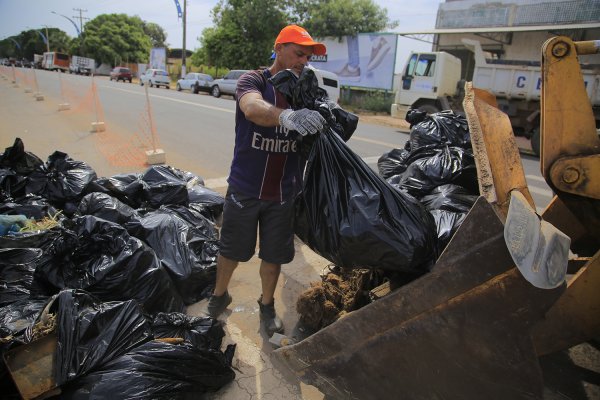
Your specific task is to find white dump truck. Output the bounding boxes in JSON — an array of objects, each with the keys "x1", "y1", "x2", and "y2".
[
  {"x1": 69, "y1": 55, "x2": 95, "y2": 75},
  {"x1": 391, "y1": 39, "x2": 600, "y2": 155}
]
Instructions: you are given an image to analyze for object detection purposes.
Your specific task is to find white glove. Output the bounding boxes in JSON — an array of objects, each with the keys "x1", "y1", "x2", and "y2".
[
  {"x1": 324, "y1": 100, "x2": 341, "y2": 111},
  {"x1": 279, "y1": 108, "x2": 326, "y2": 136}
]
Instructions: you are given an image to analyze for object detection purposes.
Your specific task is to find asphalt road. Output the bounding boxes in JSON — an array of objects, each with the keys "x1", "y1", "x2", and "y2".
[{"x1": 0, "y1": 67, "x2": 554, "y2": 211}]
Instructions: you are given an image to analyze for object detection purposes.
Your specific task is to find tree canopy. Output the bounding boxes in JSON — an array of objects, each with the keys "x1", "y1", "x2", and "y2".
[
  {"x1": 83, "y1": 14, "x2": 152, "y2": 66},
  {"x1": 193, "y1": 0, "x2": 395, "y2": 70},
  {"x1": 0, "y1": 28, "x2": 71, "y2": 60},
  {"x1": 143, "y1": 22, "x2": 168, "y2": 48},
  {"x1": 300, "y1": 0, "x2": 396, "y2": 39},
  {"x1": 198, "y1": 0, "x2": 290, "y2": 70}
]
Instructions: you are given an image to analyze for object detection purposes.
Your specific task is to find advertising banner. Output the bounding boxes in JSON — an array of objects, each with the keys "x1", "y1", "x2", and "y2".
[
  {"x1": 149, "y1": 48, "x2": 167, "y2": 71},
  {"x1": 310, "y1": 33, "x2": 397, "y2": 90}
]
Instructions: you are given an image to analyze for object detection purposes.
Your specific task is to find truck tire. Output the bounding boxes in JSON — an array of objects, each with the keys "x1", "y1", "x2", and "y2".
[
  {"x1": 417, "y1": 104, "x2": 440, "y2": 115},
  {"x1": 211, "y1": 86, "x2": 221, "y2": 98},
  {"x1": 531, "y1": 128, "x2": 540, "y2": 157}
]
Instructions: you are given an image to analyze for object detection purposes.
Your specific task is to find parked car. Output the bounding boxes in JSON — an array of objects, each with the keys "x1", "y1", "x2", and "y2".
[
  {"x1": 110, "y1": 67, "x2": 132, "y2": 82},
  {"x1": 140, "y1": 68, "x2": 171, "y2": 89},
  {"x1": 176, "y1": 72, "x2": 214, "y2": 94},
  {"x1": 210, "y1": 70, "x2": 249, "y2": 98}
]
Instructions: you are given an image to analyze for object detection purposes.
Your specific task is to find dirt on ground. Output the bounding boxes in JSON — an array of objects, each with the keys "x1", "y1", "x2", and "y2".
[
  {"x1": 296, "y1": 267, "x2": 380, "y2": 331},
  {"x1": 355, "y1": 112, "x2": 411, "y2": 131}
]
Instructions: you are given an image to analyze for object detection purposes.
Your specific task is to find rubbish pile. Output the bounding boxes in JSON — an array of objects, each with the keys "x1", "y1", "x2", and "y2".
[
  {"x1": 0, "y1": 138, "x2": 233, "y2": 399},
  {"x1": 272, "y1": 69, "x2": 479, "y2": 331}
]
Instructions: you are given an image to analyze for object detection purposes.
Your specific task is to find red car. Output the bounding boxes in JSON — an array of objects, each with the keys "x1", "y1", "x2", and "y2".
[{"x1": 109, "y1": 67, "x2": 132, "y2": 83}]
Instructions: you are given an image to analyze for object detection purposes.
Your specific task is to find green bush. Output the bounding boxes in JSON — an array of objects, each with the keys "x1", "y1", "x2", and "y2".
[
  {"x1": 168, "y1": 60, "x2": 229, "y2": 80},
  {"x1": 339, "y1": 88, "x2": 394, "y2": 114}
]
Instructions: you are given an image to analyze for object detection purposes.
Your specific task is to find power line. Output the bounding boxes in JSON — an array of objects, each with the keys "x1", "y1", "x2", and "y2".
[{"x1": 72, "y1": 8, "x2": 90, "y2": 34}]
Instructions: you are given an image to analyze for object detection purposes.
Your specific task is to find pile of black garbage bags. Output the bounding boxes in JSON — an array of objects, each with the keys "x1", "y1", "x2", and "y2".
[
  {"x1": 272, "y1": 68, "x2": 478, "y2": 284},
  {"x1": 379, "y1": 109, "x2": 479, "y2": 252},
  {"x1": 0, "y1": 138, "x2": 234, "y2": 398}
]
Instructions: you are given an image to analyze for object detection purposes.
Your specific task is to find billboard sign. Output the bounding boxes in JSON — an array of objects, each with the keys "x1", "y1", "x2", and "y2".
[
  {"x1": 310, "y1": 33, "x2": 397, "y2": 90},
  {"x1": 149, "y1": 47, "x2": 167, "y2": 70}
]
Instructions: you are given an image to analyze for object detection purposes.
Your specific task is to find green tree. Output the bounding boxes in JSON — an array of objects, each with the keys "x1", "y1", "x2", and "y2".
[
  {"x1": 297, "y1": 0, "x2": 396, "y2": 39},
  {"x1": 0, "y1": 28, "x2": 71, "y2": 60},
  {"x1": 143, "y1": 22, "x2": 168, "y2": 48},
  {"x1": 197, "y1": 0, "x2": 290, "y2": 70},
  {"x1": 82, "y1": 14, "x2": 152, "y2": 66},
  {"x1": 194, "y1": 0, "x2": 395, "y2": 70}
]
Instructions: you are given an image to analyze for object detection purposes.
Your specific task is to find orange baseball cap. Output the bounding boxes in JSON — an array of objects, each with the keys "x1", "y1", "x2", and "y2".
[{"x1": 274, "y1": 25, "x2": 326, "y2": 56}]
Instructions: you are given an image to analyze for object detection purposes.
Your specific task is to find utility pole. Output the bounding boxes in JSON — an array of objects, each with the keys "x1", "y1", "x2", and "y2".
[
  {"x1": 44, "y1": 26, "x2": 50, "y2": 52},
  {"x1": 181, "y1": 0, "x2": 187, "y2": 78},
  {"x1": 72, "y1": 8, "x2": 89, "y2": 54},
  {"x1": 72, "y1": 8, "x2": 89, "y2": 35}
]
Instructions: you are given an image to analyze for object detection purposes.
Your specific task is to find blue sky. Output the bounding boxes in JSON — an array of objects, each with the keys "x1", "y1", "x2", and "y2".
[{"x1": 0, "y1": 0, "x2": 443, "y2": 72}]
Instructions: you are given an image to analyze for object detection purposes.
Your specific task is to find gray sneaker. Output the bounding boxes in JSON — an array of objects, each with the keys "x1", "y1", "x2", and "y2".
[
  {"x1": 258, "y1": 295, "x2": 284, "y2": 337},
  {"x1": 207, "y1": 291, "x2": 232, "y2": 318}
]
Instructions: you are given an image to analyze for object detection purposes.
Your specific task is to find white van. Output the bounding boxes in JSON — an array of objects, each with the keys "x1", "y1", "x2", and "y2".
[{"x1": 311, "y1": 67, "x2": 340, "y2": 103}]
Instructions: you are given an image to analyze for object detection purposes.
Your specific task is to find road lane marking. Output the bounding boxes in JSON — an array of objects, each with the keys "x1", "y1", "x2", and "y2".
[
  {"x1": 362, "y1": 156, "x2": 381, "y2": 164},
  {"x1": 101, "y1": 85, "x2": 235, "y2": 113},
  {"x1": 204, "y1": 176, "x2": 229, "y2": 188},
  {"x1": 527, "y1": 185, "x2": 553, "y2": 198},
  {"x1": 350, "y1": 136, "x2": 400, "y2": 148},
  {"x1": 526, "y1": 174, "x2": 546, "y2": 183}
]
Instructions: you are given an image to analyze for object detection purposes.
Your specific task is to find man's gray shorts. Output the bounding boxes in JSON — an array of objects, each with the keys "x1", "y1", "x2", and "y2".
[{"x1": 219, "y1": 188, "x2": 295, "y2": 264}]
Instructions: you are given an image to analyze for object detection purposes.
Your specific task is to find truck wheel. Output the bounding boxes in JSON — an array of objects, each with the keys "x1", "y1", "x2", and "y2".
[
  {"x1": 211, "y1": 86, "x2": 221, "y2": 98},
  {"x1": 417, "y1": 104, "x2": 440, "y2": 115},
  {"x1": 193, "y1": 83, "x2": 199, "y2": 94},
  {"x1": 531, "y1": 128, "x2": 540, "y2": 157}
]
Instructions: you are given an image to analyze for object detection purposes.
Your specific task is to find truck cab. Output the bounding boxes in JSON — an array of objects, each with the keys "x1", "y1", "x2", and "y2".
[{"x1": 391, "y1": 51, "x2": 461, "y2": 118}]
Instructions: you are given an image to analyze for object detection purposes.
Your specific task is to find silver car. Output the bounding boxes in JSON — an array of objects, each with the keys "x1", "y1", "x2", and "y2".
[
  {"x1": 210, "y1": 70, "x2": 249, "y2": 98},
  {"x1": 140, "y1": 68, "x2": 171, "y2": 89},
  {"x1": 176, "y1": 72, "x2": 214, "y2": 94}
]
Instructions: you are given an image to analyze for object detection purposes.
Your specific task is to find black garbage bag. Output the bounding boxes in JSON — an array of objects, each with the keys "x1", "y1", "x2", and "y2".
[
  {"x1": 0, "y1": 168, "x2": 27, "y2": 201},
  {"x1": 188, "y1": 185, "x2": 225, "y2": 222},
  {"x1": 60, "y1": 340, "x2": 236, "y2": 399},
  {"x1": 0, "y1": 195, "x2": 61, "y2": 220},
  {"x1": 405, "y1": 109, "x2": 428, "y2": 127},
  {"x1": 25, "y1": 151, "x2": 97, "y2": 212},
  {"x1": 420, "y1": 184, "x2": 478, "y2": 213},
  {"x1": 387, "y1": 146, "x2": 478, "y2": 198},
  {"x1": 141, "y1": 165, "x2": 189, "y2": 208},
  {"x1": 295, "y1": 129, "x2": 438, "y2": 274},
  {"x1": 377, "y1": 148, "x2": 411, "y2": 179},
  {"x1": 0, "y1": 138, "x2": 44, "y2": 176},
  {"x1": 430, "y1": 209, "x2": 467, "y2": 253},
  {"x1": 0, "y1": 248, "x2": 47, "y2": 306},
  {"x1": 408, "y1": 110, "x2": 471, "y2": 152},
  {"x1": 50, "y1": 289, "x2": 152, "y2": 385},
  {"x1": 77, "y1": 192, "x2": 139, "y2": 225},
  {"x1": 270, "y1": 68, "x2": 358, "y2": 142},
  {"x1": 0, "y1": 297, "x2": 48, "y2": 338},
  {"x1": 89, "y1": 173, "x2": 145, "y2": 208},
  {"x1": 0, "y1": 226, "x2": 63, "y2": 251},
  {"x1": 151, "y1": 312, "x2": 225, "y2": 351},
  {"x1": 34, "y1": 215, "x2": 185, "y2": 315},
  {"x1": 126, "y1": 206, "x2": 218, "y2": 304}
]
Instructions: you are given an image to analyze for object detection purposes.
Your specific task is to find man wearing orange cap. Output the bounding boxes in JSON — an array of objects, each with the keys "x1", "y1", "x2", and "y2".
[{"x1": 206, "y1": 25, "x2": 327, "y2": 337}]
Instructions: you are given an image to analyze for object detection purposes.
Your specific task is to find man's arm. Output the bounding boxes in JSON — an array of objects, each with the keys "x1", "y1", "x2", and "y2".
[
  {"x1": 239, "y1": 91, "x2": 327, "y2": 136},
  {"x1": 239, "y1": 92, "x2": 282, "y2": 127}
]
